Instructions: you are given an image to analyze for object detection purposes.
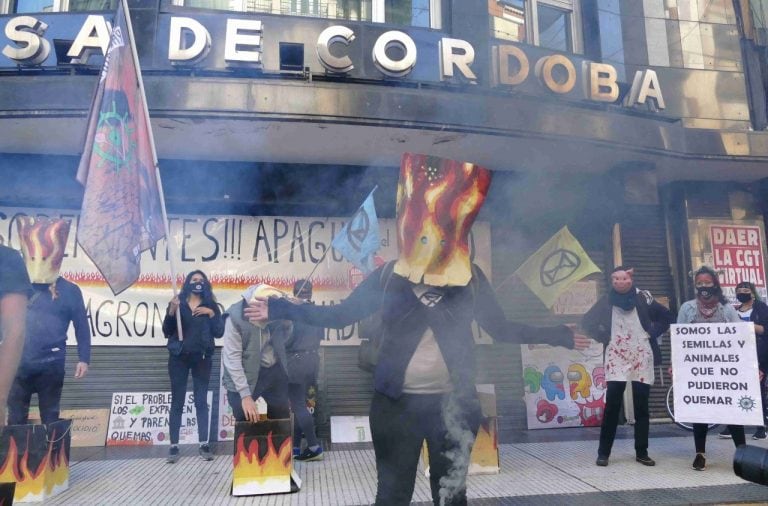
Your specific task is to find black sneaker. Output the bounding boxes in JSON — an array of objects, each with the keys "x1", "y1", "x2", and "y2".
[
  {"x1": 718, "y1": 427, "x2": 732, "y2": 439},
  {"x1": 595, "y1": 455, "x2": 609, "y2": 467},
  {"x1": 636, "y1": 455, "x2": 656, "y2": 466},
  {"x1": 295, "y1": 446, "x2": 324, "y2": 462},
  {"x1": 753, "y1": 428, "x2": 767, "y2": 440},
  {"x1": 692, "y1": 453, "x2": 706, "y2": 471},
  {"x1": 198, "y1": 443, "x2": 214, "y2": 461},
  {"x1": 166, "y1": 446, "x2": 180, "y2": 464}
]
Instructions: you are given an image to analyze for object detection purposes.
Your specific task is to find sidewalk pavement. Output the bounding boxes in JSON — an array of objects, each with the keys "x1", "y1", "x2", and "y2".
[{"x1": 45, "y1": 424, "x2": 768, "y2": 505}]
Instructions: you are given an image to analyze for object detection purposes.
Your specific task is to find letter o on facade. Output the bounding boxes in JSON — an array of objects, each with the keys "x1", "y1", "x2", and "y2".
[
  {"x1": 372, "y1": 30, "x2": 417, "y2": 78},
  {"x1": 537, "y1": 54, "x2": 576, "y2": 94}
]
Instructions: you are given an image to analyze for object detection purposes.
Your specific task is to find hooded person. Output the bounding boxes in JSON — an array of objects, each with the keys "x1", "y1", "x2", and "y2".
[
  {"x1": 221, "y1": 284, "x2": 293, "y2": 426},
  {"x1": 8, "y1": 217, "x2": 91, "y2": 426},
  {"x1": 245, "y1": 153, "x2": 590, "y2": 506},
  {"x1": 582, "y1": 266, "x2": 674, "y2": 467}
]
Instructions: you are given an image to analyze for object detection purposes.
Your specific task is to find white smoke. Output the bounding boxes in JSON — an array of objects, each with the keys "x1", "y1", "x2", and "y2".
[{"x1": 437, "y1": 393, "x2": 475, "y2": 505}]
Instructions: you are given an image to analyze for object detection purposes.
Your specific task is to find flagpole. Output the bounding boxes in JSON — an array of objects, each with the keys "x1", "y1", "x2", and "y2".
[{"x1": 121, "y1": 0, "x2": 184, "y2": 338}]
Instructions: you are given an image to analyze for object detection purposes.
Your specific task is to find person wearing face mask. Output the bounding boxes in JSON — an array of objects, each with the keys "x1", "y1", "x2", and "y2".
[
  {"x1": 163, "y1": 270, "x2": 224, "y2": 464},
  {"x1": 582, "y1": 266, "x2": 674, "y2": 467},
  {"x1": 676, "y1": 266, "x2": 743, "y2": 471},
  {"x1": 719, "y1": 282, "x2": 768, "y2": 441}
]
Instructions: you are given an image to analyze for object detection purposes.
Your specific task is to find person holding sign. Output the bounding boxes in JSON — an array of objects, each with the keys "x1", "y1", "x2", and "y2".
[
  {"x1": 676, "y1": 266, "x2": 744, "y2": 471},
  {"x1": 582, "y1": 267, "x2": 674, "y2": 467},
  {"x1": 726, "y1": 281, "x2": 768, "y2": 440},
  {"x1": 163, "y1": 270, "x2": 224, "y2": 464}
]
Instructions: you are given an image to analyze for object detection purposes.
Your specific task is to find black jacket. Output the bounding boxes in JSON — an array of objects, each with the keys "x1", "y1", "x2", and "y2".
[
  {"x1": 163, "y1": 301, "x2": 224, "y2": 356},
  {"x1": 581, "y1": 289, "x2": 674, "y2": 366},
  {"x1": 269, "y1": 263, "x2": 574, "y2": 420},
  {"x1": 741, "y1": 300, "x2": 768, "y2": 372}
]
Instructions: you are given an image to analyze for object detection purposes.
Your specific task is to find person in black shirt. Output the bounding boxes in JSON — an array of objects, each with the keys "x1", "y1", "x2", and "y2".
[
  {"x1": 286, "y1": 279, "x2": 325, "y2": 461},
  {"x1": 0, "y1": 245, "x2": 32, "y2": 427},
  {"x1": 163, "y1": 270, "x2": 224, "y2": 463}
]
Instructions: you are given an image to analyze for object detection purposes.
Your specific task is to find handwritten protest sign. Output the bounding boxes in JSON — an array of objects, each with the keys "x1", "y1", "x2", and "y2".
[
  {"x1": 671, "y1": 322, "x2": 763, "y2": 425},
  {"x1": 107, "y1": 391, "x2": 212, "y2": 446}
]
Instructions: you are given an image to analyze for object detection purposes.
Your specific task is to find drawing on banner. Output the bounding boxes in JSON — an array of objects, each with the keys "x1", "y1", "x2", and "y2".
[
  {"x1": 107, "y1": 391, "x2": 212, "y2": 446},
  {"x1": 0, "y1": 208, "x2": 491, "y2": 346},
  {"x1": 670, "y1": 322, "x2": 763, "y2": 426},
  {"x1": 521, "y1": 340, "x2": 605, "y2": 429}
]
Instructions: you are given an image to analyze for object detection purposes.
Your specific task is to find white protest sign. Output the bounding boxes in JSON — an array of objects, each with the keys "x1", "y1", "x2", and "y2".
[
  {"x1": 107, "y1": 391, "x2": 213, "y2": 446},
  {"x1": 671, "y1": 322, "x2": 763, "y2": 425}
]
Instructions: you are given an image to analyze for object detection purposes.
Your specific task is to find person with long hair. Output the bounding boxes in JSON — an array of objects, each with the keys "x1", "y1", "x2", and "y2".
[
  {"x1": 676, "y1": 266, "x2": 743, "y2": 471},
  {"x1": 163, "y1": 270, "x2": 224, "y2": 463}
]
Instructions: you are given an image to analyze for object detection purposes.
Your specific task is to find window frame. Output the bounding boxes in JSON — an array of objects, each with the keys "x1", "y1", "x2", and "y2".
[{"x1": 530, "y1": 0, "x2": 582, "y2": 54}]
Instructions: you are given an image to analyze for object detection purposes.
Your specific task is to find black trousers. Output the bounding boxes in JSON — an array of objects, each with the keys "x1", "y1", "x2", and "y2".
[
  {"x1": 369, "y1": 391, "x2": 479, "y2": 506},
  {"x1": 226, "y1": 364, "x2": 291, "y2": 422},
  {"x1": 598, "y1": 381, "x2": 651, "y2": 458},
  {"x1": 287, "y1": 351, "x2": 320, "y2": 448},
  {"x1": 8, "y1": 360, "x2": 66, "y2": 425},
  {"x1": 693, "y1": 424, "x2": 745, "y2": 453},
  {"x1": 168, "y1": 352, "x2": 212, "y2": 445}
]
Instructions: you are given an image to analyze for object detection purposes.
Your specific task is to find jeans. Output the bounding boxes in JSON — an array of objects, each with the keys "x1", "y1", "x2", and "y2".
[
  {"x1": 168, "y1": 352, "x2": 212, "y2": 445},
  {"x1": 8, "y1": 360, "x2": 66, "y2": 425},
  {"x1": 226, "y1": 364, "x2": 291, "y2": 422},
  {"x1": 369, "y1": 391, "x2": 479, "y2": 506},
  {"x1": 287, "y1": 351, "x2": 320, "y2": 448},
  {"x1": 598, "y1": 381, "x2": 651, "y2": 458}
]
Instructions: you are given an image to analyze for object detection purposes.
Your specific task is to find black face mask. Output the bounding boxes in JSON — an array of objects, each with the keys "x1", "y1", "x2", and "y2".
[
  {"x1": 189, "y1": 281, "x2": 206, "y2": 294},
  {"x1": 737, "y1": 293, "x2": 753, "y2": 303},
  {"x1": 696, "y1": 286, "x2": 718, "y2": 299}
]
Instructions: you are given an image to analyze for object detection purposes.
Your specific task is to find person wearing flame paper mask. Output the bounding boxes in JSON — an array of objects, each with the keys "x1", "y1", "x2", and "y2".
[
  {"x1": 7, "y1": 217, "x2": 90, "y2": 427},
  {"x1": 582, "y1": 267, "x2": 674, "y2": 467},
  {"x1": 676, "y1": 266, "x2": 743, "y2": 471},
  {"x1": 163, "y1": 270, "x2": 224, "y2": 464},
  {"x1": 246, "y1": 153, "x2": 591, "y2": 506},
  {"x1": 0, "y1": 243, "x2": 32, "y2": 427},
  {"x1": 221, "y1": 285, "x2": 292, "y2": 426}
]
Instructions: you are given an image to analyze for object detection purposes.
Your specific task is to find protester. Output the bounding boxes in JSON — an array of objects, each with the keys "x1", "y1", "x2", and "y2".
[
  {"x1": 221, "y1": 284, "x2": 292, "y2": 425},
  {"x1": 286, "y1": 279, "x2": 325, "y2": 461},
  {"x1": 719, "y1": 281, "x2": 768, "y2": 441},
  {"x1": 582, "y1": 266, "x2": 674, "y2": 467},
  {"x1": 244, "y1": 153, "x2": 590, "y2": 506},
  {"x1": 675, "y1": 266, "x2": 743, "y2": 471},
  {"x1": 8, "y1": 218, "x2": 90, "y2": 427},
  {"x1": 163, "y1": 270, "x2": 224, "y2": 463},
  {"x1": 0, "y1": 244, "x2": 31, "y2": 427}
]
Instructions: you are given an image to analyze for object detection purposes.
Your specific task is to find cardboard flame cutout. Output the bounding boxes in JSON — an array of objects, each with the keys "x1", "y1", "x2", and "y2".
[
  {"x1": 246, "y1": 284, "x2": 288, "y2": 329},
  {"x1": 232, "y1": 421, "x2": 292, "y2": 496},
  {"x1": 0, "y1": 420, "x2": 71, "y2": 502},
  {"x1": 395, "y1": 153, "x2": 492, "y2": 286},
  {"x1": 16, "y1": 217, "x2": 71, "y2": 284}
]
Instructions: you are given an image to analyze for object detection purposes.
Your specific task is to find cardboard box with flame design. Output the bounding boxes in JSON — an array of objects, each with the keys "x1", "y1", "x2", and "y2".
[
  {"x1": 232, "y1": 419, "x2": 300, "y2": 497},
  {"x1": 0, "y1": 419, "x2": 72, "y2": 503}
]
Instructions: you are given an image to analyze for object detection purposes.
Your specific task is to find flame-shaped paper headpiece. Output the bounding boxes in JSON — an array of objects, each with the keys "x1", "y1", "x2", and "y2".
[
  {"x1": 394, "y1": 153, "x2": 492, "y2": 286},
  {"x1": 16, "y1": 217, "x2": 71, "y2": 284},
  {"x1": 246, "y1": 284, "x2": 288, "y2": 329}
]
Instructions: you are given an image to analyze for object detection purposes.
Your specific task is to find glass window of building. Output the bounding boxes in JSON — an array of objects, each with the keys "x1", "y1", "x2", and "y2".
[
  {"x1": 490, "y1": 0, "x2": 582, "y2": 54},
  {"x1": 8, "y1": 0, "x2": 114, "y2": 12},
  {"x1": 12, "y1": 0, "x2": 54, "y2": 12}
]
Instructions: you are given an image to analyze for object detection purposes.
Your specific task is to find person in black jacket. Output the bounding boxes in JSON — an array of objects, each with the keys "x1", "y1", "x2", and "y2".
[
  {"x1": 733, "y1": 281, "x2": 768, "y2": 440},
  {"x1": 163, "y1": 270, "x2": 224, "y2": 463},
  {"x1": 244, "y1": 153, "x2": 591, "y2": 506},
  {"x1": 582, "y1": 267, "x2": 674, "y2": 467}
]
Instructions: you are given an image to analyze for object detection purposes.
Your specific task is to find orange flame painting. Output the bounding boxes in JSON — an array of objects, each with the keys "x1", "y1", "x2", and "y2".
[
  {"x1": 0, "y1": 423, "x2": 70, "y2": 502},
  {"x1": 232, "y1": 429, "x2": 292, "y2": 496},
  {"x1": 16, "y1": 217, "x2": 71, "y2": 284}
]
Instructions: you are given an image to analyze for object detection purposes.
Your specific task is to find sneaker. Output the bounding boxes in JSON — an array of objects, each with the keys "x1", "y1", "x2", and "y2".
[
  {"x1": 295, "y1": 446, "x2": 324, "y2": 462},
  {"x1": 198, "y1": 443, "x2": 213, "y2": 461},
  {"x1": 595, "y1": 455, "x2": 609, "y2": 467},
  {"x1": 753, "y1": 428, "x2": 767, "y2": 440},
  {"x1": 166, "y1": 446, "x2": 180, "y2": 464},
  {"x1": 635, "y1": 455, "x2": 656, "y2": 466},
  {"x1": 718, "y1": 427, "x2": 732, "y2": 439},
  {"x1": 692, "y1": 453, "x2": 706, "y2": 471},
  {"x1": 293, "y1": 447, "x2": 301, "y2": 457}
]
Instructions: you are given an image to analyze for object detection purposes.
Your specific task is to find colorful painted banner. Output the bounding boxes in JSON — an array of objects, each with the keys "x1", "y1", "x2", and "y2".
[
  {"x1": 0, "y1": 207, "x2": 491, "y2": 346},
  {"x1": 671, "y1": 322, "x2": 763, "y2": 425},
  {"x1": 521, "y1": 340, "x2": 606, "y2": 429},
  {"x1": 106, "y1": 391, "x2": 213, "y2": 446}
]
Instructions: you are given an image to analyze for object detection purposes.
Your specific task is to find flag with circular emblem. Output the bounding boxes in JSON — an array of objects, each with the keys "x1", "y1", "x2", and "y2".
[
  {"x1": 514, "y1": 226, "x2": 601, "y2": 308},
  {"x1": 331, "y1": 189, "x2": 380, "y2": 274}
]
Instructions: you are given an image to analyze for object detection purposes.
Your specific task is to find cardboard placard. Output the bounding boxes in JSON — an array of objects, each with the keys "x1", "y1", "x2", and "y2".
[
  {"x1": 28, "y1": 409, "x2": 109, "y2": 448},
  {"x1": 330, "y1": 416, "x2": 372, "y2": 443},
  {"x1": 0, "y1": 419, "x2": 71, "y2": 503},
  {"x1": 232, "y1": 419, "x2": 299, "y2": 496},
  {"x1": 107, "y1": 391, "x2": 213, "y2": 446}
]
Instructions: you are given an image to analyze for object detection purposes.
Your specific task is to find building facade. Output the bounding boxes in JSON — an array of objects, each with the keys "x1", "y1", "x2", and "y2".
[{"x1": 1, "y1": 0, "x2": 767, "y2": 438}]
